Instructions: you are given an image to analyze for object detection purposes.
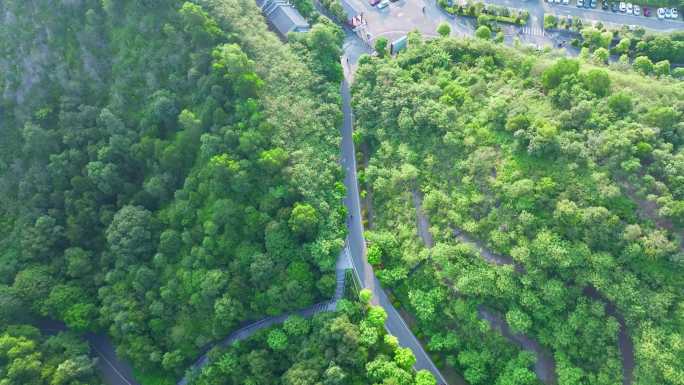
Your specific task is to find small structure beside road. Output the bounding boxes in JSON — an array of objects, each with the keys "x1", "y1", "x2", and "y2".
[
  {"x1": 340, "y1": 0, "x2": 371, "y2": 44},
  {"x1": 257, "y1": 0, "x2": 310, "y2": 38}
]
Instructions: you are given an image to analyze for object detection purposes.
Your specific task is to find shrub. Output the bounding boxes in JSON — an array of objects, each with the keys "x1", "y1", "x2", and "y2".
[
  {"x1": 653, "y1": 60, "x2": 671, "y2": 76},
  {"x1": 475, "y1": 25, "x2": 491, "y2": 40},
  {"x1": 541, "y1": 58, "x2": 580, "y2": 90},
  {"x1": 544, "y1": 14, "x2": 557, "y2": 30},
  {"x1": 608, "y1": 92, "x2": 633, "y2": 116},
  {"x1": 633, "y1": 55, "x2": 654, "y2": 75},
  {"x1": 437, "y1": 22, "x2": 451, "y2": 37}
]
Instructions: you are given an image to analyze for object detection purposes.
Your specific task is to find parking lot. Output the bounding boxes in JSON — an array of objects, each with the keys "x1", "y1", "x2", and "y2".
[
  {"x1": 485, "y1": 0, "x2": 684, "y2": 31},
  {"x1": 344, "y1": 0, "x2": 683, "y2": 56},
  {"x1": 545, "y1": 1, "x2": 684, "y2": 30}
]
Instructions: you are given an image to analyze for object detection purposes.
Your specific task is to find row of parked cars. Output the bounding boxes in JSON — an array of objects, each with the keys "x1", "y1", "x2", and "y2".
[{"x1": 547, "y1": 0, "x2": 680, "y2": 19}]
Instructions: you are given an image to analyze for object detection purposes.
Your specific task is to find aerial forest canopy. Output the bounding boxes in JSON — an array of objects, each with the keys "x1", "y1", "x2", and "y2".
[
  {"x1": 0, "y1": 0, "x2": 346, "y2": 378},
  {"x1": 352, "y1": 36, "x2": 683, "y2": 385}
]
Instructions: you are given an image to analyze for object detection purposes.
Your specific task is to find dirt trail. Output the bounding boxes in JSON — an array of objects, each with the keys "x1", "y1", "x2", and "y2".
[
  {"x1": 412, "y1": 190, "x2": 434, "y2": 248},
  {"x1": 449, "y1": 221, "x2": 635, "y2": 385},
  {"x1": 583, "y1": 286, "x2": 635, "y2": 385},
  {"x1": 478, "y1": 308, "x2": 558, "y2": 385},
  {"x1": 620, "y1": 181, "x2": 683, "y2": 253},
  {"x1": 411, "y1": 190, "x2": 557, "y2": 385}
]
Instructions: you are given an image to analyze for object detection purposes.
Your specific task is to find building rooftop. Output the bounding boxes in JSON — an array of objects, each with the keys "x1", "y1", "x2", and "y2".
[{"x1": 257, "y1": 0, "x2": 309, "y2": 38}]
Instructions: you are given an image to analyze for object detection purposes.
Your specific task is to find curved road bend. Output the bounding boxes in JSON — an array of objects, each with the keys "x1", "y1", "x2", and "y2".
[
  {"x1": 178, "y1": 259, "x2": 349, "y2": 385},
  {"x1": 339, "y1": 63, "x2": 449, "y2": 384},
  {"x1": 37, "y1": 319, "x2": 141, "y2": 385}
]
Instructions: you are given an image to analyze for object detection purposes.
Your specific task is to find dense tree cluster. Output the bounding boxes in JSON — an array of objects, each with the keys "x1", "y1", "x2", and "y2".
[
  {"x1": 0, "y1": 325, "x2": 101, "y2": 385},
  {"x1": 576, "y1": 26, "x2": 684, "y2": 77},
  {"x1": 0, "y1": 0, "x2": 345, "y2": 378},
  {"x1": 190, "y1": 293, "x2": 436, "y2": 385},
  {"x1": 352, "y1": 34, "x2": 683, "y2": 385}
]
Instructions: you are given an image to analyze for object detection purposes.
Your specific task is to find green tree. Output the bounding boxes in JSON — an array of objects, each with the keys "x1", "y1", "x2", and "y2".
[
  {"x1": 615, "y1": 37, "x2": 631, "y2": 54},
  {"x1": 506, "y1": 308, "x2": 532, "y2": 334},
  {"x1": 607, "y1": 92, "x2": 632, "y2": 116},
  {"x1": 592, "y1": 47, "x2": 609, "y2": 65},
  {"x1": 367, "y1": 306, "x2": 388, "y2": 329},
  {"x1": 437, "y1": 22, "x2": 451, "y2": 37},
  {"x1": 541, "y1": 58, "x2": 579, "y2": 90},
  {"x1": 416, "y1": 370, "x2": 437, "y2": 385},
  {"x1": 267, "y1": 329, "x2": 288, "y2": 351},
  {"x1": 289, "y1": 203, "x2": 319, "y2": 240},
  {"x1": 633, "y1": 56, "x2": 654, "y2": 74},
  {"x1": 582, "y1": 69, "x2": 610, "y2": 97},
  {"x1": 653, "y1": 60, "x2": 670, "y2": 76},
  {"x1": 375, "y1": 37, "x2": 389, "y2": 57},
  {"x1": 106, "y1": 205, "x2": 156, "y2": 265},
  {"x1": 475, "y1": 25, "x2": 491, "y2": 40}
]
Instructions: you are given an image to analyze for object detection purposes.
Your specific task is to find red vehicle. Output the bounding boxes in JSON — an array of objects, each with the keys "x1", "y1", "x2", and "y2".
[
  {"x1": 643, "y1": 6, "x2": 650, "y2": 16},
  {"x1": 369, "y1": 0, "x2": 381, "y2": 5}
]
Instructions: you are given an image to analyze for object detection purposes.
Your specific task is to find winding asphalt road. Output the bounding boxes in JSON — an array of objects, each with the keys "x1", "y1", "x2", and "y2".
[
  {"x1": 37, "y1": 319, "x2": 141, "y2": 385},
  {"x1": 177, "y1": 255, "x2": 350, "y2": 384}
]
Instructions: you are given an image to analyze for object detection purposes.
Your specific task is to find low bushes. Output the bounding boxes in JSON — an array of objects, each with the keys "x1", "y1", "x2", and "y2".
[{"x1": 438, "y1": 0, "x2": 529, "y2": 26}]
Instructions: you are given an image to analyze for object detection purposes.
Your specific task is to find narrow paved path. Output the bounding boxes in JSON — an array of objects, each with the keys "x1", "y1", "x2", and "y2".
[
  {"x1": 37, "y1": 319, "x2": 141, "y2": 385},
  {"x1": 177, "y1": 251, "x2": 351, "y2": 385}
]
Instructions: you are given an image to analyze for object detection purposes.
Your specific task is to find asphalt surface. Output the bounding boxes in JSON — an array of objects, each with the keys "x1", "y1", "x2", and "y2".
[
  {"x1": 177, "y1": 256, "x2": 351, "y2": 385},
  {"x1": 346, "y1": 0, "x2": 683, "y2": 54},
  {"x1": 542, "y1": 1, "x2": 684, "y2": 31},
  {"x1": 36, "y1": 319, "x2": 140, "y2": 385},
  {"x1": 339, "y1": 67, "x2": 449, "y2": 384}
]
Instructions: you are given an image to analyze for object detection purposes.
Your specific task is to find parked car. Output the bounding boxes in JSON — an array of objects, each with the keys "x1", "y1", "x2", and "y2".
[
  {"x1": 672, "y1": 8, "x2": 679, "y2": 18},
  {"x1": 585, "y1": 0, "x2": 591, "y2": 7},
  {"x1": 369, "y1": 0, "x2": 381, "y2": 5},
  {"x1": 657, "y1": 7, "x2": 666, "y2": 18},
  {"x1": 577, "y1": 0, "x2": 584, "y2": 7},
  {"x1": 611, "y1": 2, "x2": 619, "y2": 11},
  {"x1": 563, "y1": 0, "x2": 570, "y2": 4},
  {"x1": 378, "y1": 0, "x2": 390, "y2": 9},
  {"x1": 665, "y1": 7, "x2": 672, "y2": 17},
  {"x1": 633, "y1": 5, "x2": 640, "y2": 15},
  {"x1": 619, "y1": 2, "x2": 626, "y2": 11},
  {"x1": 626, "y1": 3, "x2": 633, "y2": 13},
  {"x1": 643, "y1": 6, "x2": 650, "y2": 16},
  {"x1": 602, "y1": 1, "x2": 609, "y2": 10}
]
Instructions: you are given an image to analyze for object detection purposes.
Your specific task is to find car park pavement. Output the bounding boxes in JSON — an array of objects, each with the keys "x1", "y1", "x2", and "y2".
[
  {"x1": 544, "y1": 2, "x2": 684, "y2": 32},
  {"x1": 481, "y1": 0, "x2": 682, "y2": 31}
]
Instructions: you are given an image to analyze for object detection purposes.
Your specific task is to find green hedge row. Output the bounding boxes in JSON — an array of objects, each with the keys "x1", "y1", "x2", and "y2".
[{"x1": 438, "y1": 0, "x2": 530, "y2": 26}]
